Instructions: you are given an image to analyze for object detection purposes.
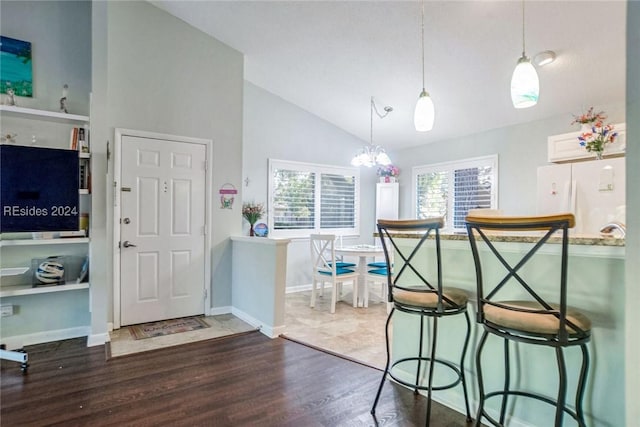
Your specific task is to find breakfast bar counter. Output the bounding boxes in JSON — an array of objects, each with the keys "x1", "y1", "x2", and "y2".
[{"x1": 383, "y1": 232, "x2": 624, "y2": 427}]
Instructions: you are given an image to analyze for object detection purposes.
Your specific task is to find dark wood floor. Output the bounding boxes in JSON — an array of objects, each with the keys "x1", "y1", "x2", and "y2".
[{"x1": 1, "y1": 332, "x2": 473, "y2": 426}]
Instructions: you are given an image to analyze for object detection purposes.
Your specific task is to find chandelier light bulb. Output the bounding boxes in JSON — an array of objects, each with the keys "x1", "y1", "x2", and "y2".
[
  {"x1": 414, "y1": 90, "x2": 435, "y2": 132},
  {"x1": 510, "y1": 55, "x2": 539, "y2": 108}
]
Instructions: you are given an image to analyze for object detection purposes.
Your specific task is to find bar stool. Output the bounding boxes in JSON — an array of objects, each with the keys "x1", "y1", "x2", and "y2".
[
  {"x1": 371, "y1": 218, "x2": 472, "y2": 425},
  {"x1": 465, "y1": 213, "x2": 591, "y2": 427}
]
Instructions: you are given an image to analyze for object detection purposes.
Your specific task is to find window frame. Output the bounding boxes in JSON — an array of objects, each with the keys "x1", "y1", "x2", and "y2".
[
  {"x1": 268, "y1": 159, "x2": 360, "y2": 238},
  {"x1": 411, "y1": 154, "x2": 499, "y2": 233}
]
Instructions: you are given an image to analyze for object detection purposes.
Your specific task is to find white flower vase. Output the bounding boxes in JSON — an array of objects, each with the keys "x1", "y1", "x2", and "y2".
[{"x1": 380, "y1": 176, "x2": 396, "y2": 183}]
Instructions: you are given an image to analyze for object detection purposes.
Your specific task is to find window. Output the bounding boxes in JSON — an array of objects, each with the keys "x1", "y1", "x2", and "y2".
[
  {"x1": 412, "y1": 155, "x2": 498, "y2": 232},
  {"x1": 268, "y1": 159, "x2": 360, "y2": 237}
]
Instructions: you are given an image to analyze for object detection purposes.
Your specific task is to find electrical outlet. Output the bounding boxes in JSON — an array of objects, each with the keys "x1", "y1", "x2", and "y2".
[{"x1": 0, "y1": 305, "x2": 14, "y2": 317}]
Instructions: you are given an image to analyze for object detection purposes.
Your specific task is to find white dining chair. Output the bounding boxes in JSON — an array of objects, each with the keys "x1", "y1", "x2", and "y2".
[
  {"x1": 363, "y1": 247, "x2": 392, "y2": 308},
  {"x1": 310, "y1": 234, "x2": 360, "y2": 314}
]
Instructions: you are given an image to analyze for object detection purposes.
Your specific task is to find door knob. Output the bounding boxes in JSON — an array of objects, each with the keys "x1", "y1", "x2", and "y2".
[{"x1": 122, "y1": 240, "x2": 137, "y2": 248}]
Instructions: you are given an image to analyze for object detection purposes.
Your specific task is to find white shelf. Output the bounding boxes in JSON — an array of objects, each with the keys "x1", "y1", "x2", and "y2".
[
  {"x1": 0, "y1": 282, "x2": 90, "y2": 298},
  {"x1": 0, "y1": 237, "x2": 89, "y2": 247},
  {"x1": 0, "y1": 267, "x2": 29, "y2": 276},
  {"x1": 0, "y1": 105, "x2": 89, "y2": 123},
  {"x1": 79, "y1": 189, "x2": 90, "y2": 195},
  {"x1": 79, "y1": 152, "x2": 91, "y2": 159}
]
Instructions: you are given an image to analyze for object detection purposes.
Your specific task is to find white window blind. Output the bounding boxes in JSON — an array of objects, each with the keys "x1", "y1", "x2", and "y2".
[
  {"x1": 269, "y1": 159, "x2": 360, "y2": 237},
  {"x1": 413, "y1": 155, "x2": 498, "y2": 232}
]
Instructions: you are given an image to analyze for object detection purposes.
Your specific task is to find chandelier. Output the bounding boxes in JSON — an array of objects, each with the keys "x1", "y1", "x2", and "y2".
[{"x1": 351, "y1": 97, "x2": 393, "y2": 167}]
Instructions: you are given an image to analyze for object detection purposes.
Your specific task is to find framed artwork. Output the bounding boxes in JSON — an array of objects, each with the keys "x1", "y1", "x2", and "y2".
[{"x1": 1, "y1": 35, "x2": 33, "y2": 97}]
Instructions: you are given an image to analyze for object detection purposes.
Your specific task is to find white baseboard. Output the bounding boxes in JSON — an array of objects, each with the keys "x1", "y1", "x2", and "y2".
[
  {"x1": 285, "y1": 284, "x2": 312, "y2": 293},
  {"x1": 87, "y1": 332, "x2": 109, "y2": 347},
  {"x1": 2, "y1": 326, "x2": 90, "y2": 350},
  {"x1": 209, "y1": 306, "x2": 232, "y2": 316},
  {"x1": 230, "y1": 307, "x2": 283, "y2": 339}
]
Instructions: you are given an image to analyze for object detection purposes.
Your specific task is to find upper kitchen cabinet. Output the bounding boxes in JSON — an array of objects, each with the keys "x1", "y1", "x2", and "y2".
[{"x1": 548, "y1": 123, "x2": 626, "y2": 163}]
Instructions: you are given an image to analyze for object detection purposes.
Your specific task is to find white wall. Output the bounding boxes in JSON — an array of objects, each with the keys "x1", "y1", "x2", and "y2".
[
  {"x1": 625, "y1": 1, "x2": 639, "y2": 425},
  {"x1": 242, "y1": 82, "x2": 380, "y2": 289},
  {"x1": 0, "y1": 1, "x2": 91, "y2": 115},
  {"x1": 90, "y1": 1, "x2": 244, "y2": 340},
  {"x1": 392, "y1": 104, "x2": 626, "y2": 218}
]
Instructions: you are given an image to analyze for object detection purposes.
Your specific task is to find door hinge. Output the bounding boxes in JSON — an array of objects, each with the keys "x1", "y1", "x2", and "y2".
[
  {"x1": 203, "y1": 225, "x2": 207, "y2": 235},
  {"x1": 203, "y1": 288, "x2": 208, "y2": 300}
]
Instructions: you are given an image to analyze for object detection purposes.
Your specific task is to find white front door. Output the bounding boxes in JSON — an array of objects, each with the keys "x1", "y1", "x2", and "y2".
[{"x1": 119, "y1": 135, "x2": 206, "y2": 326}]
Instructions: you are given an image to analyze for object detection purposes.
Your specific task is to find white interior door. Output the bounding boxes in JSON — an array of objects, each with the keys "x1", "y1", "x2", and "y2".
[{"x1": 120, "y1": 135, "x2": 206, "y2": 326}]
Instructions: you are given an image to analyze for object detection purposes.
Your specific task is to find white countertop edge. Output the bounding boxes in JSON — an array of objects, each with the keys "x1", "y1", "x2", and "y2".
[{"x1": 231, "y1": 236, "x2": 291, "y2": 246}]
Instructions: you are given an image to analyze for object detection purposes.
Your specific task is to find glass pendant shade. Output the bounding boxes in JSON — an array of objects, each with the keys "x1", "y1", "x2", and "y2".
[
  {"x1": 351, "y1": 145, "x2": 390, "y2": 168},
  {"x1": 414, "y1": 90, "x2": 435, "y2": 132},
  {"x1": 510, "y1": 55, "x2": 539, "y2": 108}
]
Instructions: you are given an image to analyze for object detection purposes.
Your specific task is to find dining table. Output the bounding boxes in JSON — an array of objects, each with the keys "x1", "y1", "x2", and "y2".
[{"x1": 335, "y1": 244, "x2": 385, "y2": 307}]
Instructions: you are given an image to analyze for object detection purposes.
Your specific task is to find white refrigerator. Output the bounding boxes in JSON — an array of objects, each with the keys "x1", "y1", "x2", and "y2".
[{"x1": 536, "y1": 157, "x2": 625, "y2": 235}]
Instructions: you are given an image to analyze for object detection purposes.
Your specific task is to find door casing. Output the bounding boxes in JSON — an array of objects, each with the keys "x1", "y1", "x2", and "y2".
[{"x1": 112, "y1": 128, "x2": 213, "y2": 330}]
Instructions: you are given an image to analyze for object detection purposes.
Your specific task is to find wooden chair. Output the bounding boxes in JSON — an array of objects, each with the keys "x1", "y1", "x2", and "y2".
[
  {"x1": 310, "y1": 234, "x2": 360, "y2": 314},
  {"x1": 371, "y1": 218, "x2": 472, "y2": 425},
  {"x1": 465, "y1": 213, "x2": 591, "y2": 427}
]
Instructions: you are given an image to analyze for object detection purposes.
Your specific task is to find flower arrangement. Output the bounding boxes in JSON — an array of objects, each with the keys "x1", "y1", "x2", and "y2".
[
  {"x1": 577, "y1": 122, "x2": 618, "y2": 159},
  {"x1": 242, "y1": 202, "x2": 265, "y2": 225},
  {"x1": 571, "y1": 106, "x2": 607, "y2": 125},
  {"x1": 377, "y1": 164, "x2": 399, "y2": 177}
]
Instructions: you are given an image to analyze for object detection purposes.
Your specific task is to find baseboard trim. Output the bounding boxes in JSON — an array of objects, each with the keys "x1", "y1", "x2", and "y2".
[
  {"x1": 87, "y1": 332, "x2": 109, "y2": 347},
  {"x1": 230, "y1": 307, "x2": 282, "y2": 339},
  {"x1": 285, "y1": 284, "x2": 312, "y2": 293},
  {"x1": 209, "y1": 306, "x2": 232, "y2": 316},
  {"x1": 2, "y1": 326, "x2": 90, "y2": 350}
]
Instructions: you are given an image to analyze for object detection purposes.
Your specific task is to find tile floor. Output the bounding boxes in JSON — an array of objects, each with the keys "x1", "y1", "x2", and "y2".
[
  {"x1": 283, "y1": 286, "x2": 389, "y2": 369},
  {"x1": 108, "y1": 314, "x2": 256, "y2": 358}
]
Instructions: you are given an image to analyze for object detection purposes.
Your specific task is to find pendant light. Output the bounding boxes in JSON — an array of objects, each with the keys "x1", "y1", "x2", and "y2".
[
  {"x1": 414, "y1": 0, "x2": 434, "y2": 132},
  {"x1": 351, "y1": 97, "x2": 393, "y2": 167},
  {"x1": 510, "y1": 0, "x2": 539, "y2": 108}
]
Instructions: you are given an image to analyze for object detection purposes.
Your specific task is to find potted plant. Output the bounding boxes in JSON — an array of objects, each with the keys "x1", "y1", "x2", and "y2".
[
  {"x1": 377, "y1": 165, "x2": 400, "y2": 183},
  {"x1": 242, "y1": 202, "x2": 265, "y2": 236}
]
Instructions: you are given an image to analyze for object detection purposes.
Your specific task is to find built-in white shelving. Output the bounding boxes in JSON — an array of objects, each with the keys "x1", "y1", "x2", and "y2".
[
  {"x1": 0, "y1": 105, "x2": 89, "y2": 123},
  {"x1": 0, "y1": 238, "x2": 89, "y2": 247},
  {"x1": 1, "y1": 105, "x2": 91, "y2": 301},
  {"x1": 0, "y1": 282, "x2": 90, "y2": 298}
]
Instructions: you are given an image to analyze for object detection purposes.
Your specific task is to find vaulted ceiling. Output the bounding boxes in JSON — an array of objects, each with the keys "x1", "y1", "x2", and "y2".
[{"x1": 151, "y1": 1, "x2": 626, "y2": 150}]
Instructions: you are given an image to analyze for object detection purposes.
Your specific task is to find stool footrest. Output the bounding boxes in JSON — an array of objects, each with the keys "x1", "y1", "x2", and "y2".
[
  {"x1": 388, "y1": 356, "x2": 463, "y2": 392},
  {"x1": 479, "y1": 390, "x2": 581, "y2": 426}
]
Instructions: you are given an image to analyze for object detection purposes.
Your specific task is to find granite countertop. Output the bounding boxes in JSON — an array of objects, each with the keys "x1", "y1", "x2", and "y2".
[{"x1": 380, "y1": 232, "x2": 625, "y2": 247}]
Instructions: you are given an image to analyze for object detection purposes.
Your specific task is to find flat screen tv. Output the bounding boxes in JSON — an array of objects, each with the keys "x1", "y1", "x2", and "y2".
[{"x1": 1, "y1": 145, "x2": 79, "y2": 232}]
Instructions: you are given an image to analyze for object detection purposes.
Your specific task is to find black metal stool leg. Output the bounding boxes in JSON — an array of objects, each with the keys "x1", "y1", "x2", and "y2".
[
  {"x1": 415, "y1": 314, "x2": 425, "y2": 394},
  {"x1": 555, "y1": 346, "x2": 567, "y2": 427},
  {"x1": 460, "y1": 310, "x2": 472, "y2": 422},
  {"x1": 575, "y1": 344, "x2": 590, "y2": 427},
  {"x1": 475, "y1": 330, "x2": 489, "y2": 427},
  {"x1": 499, "y1": 338, "x2": 510, "y2": 425},
  {"x1": 425, "y1": 316, "x2": 438, "y2": 425},
  {"x1": 371, "y1": 307, "x2": 395, "y2": 415}
]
